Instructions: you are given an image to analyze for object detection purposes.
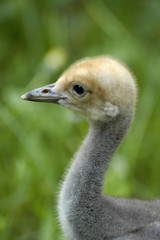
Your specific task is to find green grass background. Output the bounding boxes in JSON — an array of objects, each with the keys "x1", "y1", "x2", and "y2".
[{"x1": 1, "y1": 0, "x2": 160, "y2": 239}]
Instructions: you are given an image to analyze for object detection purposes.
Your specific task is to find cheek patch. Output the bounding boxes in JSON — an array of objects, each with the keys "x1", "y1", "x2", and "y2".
[{"x1": 102, "y1": 102, "x2": 119, "y2": 117}]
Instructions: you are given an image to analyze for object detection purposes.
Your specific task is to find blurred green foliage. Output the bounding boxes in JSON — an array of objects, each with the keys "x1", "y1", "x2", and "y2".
[{"x1": 1, "y1": 0, "x2": 160, "y2": 239}]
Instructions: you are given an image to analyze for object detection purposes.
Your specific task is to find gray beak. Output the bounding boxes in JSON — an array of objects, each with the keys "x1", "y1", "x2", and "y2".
[{"x1": 21, "y1": 83, "x2": 67, "y2": 104}]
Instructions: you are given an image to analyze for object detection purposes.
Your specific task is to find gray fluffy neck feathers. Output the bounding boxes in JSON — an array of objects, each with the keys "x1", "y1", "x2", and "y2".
[{"x1": 58, "y1": 113, "x2": 132, "y2": 239}]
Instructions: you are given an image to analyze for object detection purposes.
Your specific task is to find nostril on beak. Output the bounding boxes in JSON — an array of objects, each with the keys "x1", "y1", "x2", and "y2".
[{"x1": 41, "y1": 89, "x2": 50, "y2": 94}]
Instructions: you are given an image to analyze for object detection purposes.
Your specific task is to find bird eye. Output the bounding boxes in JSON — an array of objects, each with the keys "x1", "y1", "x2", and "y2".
[{"x1": 71, "y1": 83, "x2": 86, "y2": 97}]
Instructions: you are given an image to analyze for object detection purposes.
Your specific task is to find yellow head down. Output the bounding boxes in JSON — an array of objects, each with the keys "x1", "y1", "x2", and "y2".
[{"x1": 22, "y1": 56, "x2": 137, "y2": 122}]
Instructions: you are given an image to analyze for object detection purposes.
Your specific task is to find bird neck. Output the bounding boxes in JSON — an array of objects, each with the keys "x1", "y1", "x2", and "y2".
[{"x1": 62, "y1": 111, "x2": 133, "y2": 198}]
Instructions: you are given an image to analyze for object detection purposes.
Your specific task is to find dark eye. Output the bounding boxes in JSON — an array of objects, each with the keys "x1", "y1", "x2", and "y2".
[{"x1": 72, "y1": 83, "x2": 86, "y2": 97}]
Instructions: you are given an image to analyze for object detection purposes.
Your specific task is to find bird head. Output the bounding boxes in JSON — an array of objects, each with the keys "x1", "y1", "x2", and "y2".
[{"x1": 22, "y1": 56, "x2": 137, "y2": 122}]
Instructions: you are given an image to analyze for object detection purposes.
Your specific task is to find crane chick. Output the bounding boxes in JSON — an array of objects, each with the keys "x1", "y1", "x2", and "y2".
[{"x1": 22, "y1": 56, "x2": 160, "y2": 240}]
